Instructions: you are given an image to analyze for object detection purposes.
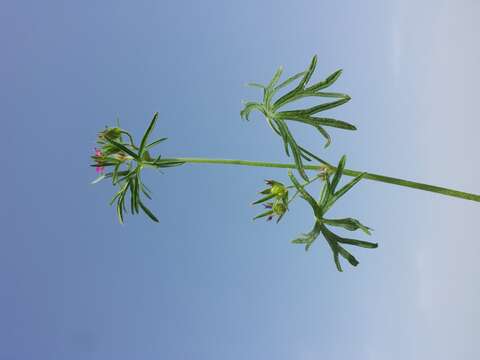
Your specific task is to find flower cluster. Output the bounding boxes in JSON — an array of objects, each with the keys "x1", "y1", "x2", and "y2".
[
  {"x1": 253, "y1": 180, "x2": 289, "y2": 222},
  {"x1": 91, "y1": 113, "x2": 184, "y2": 223}
]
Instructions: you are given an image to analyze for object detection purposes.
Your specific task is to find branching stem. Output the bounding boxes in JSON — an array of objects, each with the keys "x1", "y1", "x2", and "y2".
[{"x1": 171, "y1": 157, "x2": 480, "y2": 202}]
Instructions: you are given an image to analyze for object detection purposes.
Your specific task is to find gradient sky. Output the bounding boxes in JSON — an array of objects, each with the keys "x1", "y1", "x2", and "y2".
[{"x1": 2, "y1": 0, "x2": 480, "y2": 359}]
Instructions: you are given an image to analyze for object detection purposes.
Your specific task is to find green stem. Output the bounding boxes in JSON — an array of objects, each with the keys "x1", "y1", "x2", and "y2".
[{"x1": 174, "y1": 157, "x2": 480, "y2": 202}]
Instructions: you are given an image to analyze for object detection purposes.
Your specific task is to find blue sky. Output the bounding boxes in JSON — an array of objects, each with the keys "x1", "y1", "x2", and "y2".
[{"x1": 2, "y1": 0, "x2": 480, "y2": 359}]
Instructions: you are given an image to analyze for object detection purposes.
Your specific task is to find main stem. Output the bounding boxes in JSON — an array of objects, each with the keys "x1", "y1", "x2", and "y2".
[{"x1": 173, "y1": 157, "x2": 480, "y2": 202}]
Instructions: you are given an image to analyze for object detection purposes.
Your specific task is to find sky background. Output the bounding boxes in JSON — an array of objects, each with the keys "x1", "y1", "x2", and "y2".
[{"x1": 2, "y1": 0, "x2": 480, "y2": 359}]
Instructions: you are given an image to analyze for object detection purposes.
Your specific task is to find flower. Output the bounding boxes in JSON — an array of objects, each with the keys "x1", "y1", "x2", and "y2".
[{"x1": 94, "y1": 148, "x2": 105, "y2": 174}]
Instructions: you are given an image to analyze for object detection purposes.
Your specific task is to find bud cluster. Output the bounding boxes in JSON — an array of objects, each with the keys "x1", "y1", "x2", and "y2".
[
  {"x1": 90, "y1": 113, "x2": 184, "y2": 223},
  {"x1": 253, "y1": 180, "x2": 289, "y2": 223}
]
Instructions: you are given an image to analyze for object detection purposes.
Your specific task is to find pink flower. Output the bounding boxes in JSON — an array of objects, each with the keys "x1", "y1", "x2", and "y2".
[{"x1": 94, "y1": 148, "x2": 105, "y2": 174}]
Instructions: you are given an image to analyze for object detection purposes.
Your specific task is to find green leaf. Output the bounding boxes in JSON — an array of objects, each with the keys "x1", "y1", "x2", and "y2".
[
  {"x1": 252, "y1": 193, "x2": 275, "y2": 205},
  {"x1": 104, "y1": 170, "x2": 130, "y2": 179},
  {"x1": 116, "y1": 182, "x2": 130, "y2": 224},
  {"x1": 319, "y1": 175, "x2": 332, "y2": 209},
  {"x1": 145, "y1": 137, "x2": 168, "y2": 150},
  {"x1": 139, "y1": 112, "x2": 159, "y2": 155},
  {"x1": 129, "y1": 179, "x2": 137, "y2": 214},
  {"x1": 277, "y1": 113, "x2": 356, "y2": 131},
  {"x1": 321, "y1": 225, "x2": 359, "y2": 270},
  {"x1": 152, "y1": 159, "x2": 185, "y2": 168},
  {"x1": 138, "y1": 200, "x2": 159, "y2": 222},
  {"x1": 274, "y1": 119, "x2": 291, "y2": 156},
  {"x1": 267, "y1": 66, "x2": 284, "y2": 89},
  {"x1": 138, "y1": 178, "x2": 152, "y2": 200},
  {"x1": 104, "y1": 136, "x2": 138, "y2": 159},
  {"x1": 265, "y1": 67, "x2": 284, "y2": 105},
  {"x1": 297, "y1": 146, "x2": 329, "y2": 166},
  {"x1": 111, "y1": 163, "x2": 121, "y2": 184},
  {"x1": 286, "y1": 97, "x2": 351, "y2": 117},
  {"x1": 277, "y1": 121, "x2": 308, "y2": 180},
  {"x1": 247, "y1": 82, "x2": 266, "y2": 89},
  {"x1": 272, "y1": 57, "x2": 317, "y2": 109},
  {"x1": 296, "y1": 55, "x2": 317, "y2": 90},
  {"x1": 322, "y1": 232, "x2": 343, "y2": 272},
  {"x1": 134, "y1": 176, "x2": 140, "y2": 213},
  {"x1": 306, "y1": 69, "x2": 343, "y2": 92},
  {"x1": 336, "y1": 236, "x2": 377, "y2": 249},
  {"x1": 253, "y1": 209, "x2": 274, "y2": 220},
  {"x1": 288, "y1": 171, "x2": 323, "y2": 219},
  {"x1": 330, "y1": 155, "x2": 346, "y2": 193},
  {"x1": 240, "y1": 102, "x2": 264, "y2": 121},
  {"x1": 274, "y1": 71, "x2": 306, "y2": 91},
  {"x1": 322, "y1": 218, "x2": 372, "y2": 235},
  {"x1": 119, "y1": 130, "x2": 137, "y2": 148},
  {"x1": 316, "y1": 126, "x2": 331, "y2": 148},
  {"x1": 308, "y1": 91, "x2": 350, "y2": 98},
  {"x1": 291, "y1": 221, "x2": 322, "y2": 251},
  {"x1": 333, "y1": 172, "x2": 366, "y2": 201},
  {"x1": 337, "y1": 245, "x2": 359, "y2": 267}
]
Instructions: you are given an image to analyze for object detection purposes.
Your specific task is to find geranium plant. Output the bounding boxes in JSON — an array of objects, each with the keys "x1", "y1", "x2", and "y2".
[{"x1": 91, "y1": 56, "x2": 480, "y2": 271}]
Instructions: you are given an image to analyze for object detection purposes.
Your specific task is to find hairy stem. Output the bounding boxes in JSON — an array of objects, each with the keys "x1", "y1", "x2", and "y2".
[{"x1": 171, "y1": 157, "x2": 480, "y2": 202}]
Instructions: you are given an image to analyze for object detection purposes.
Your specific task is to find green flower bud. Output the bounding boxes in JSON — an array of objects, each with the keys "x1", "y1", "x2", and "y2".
[
  {"x1": 99, "y1": 127, "x2": 122, "y2": 141},
  {"x1": 272, "y1": 202, "x2": 287, "y2": 215},
  {"x1": 270, "y1": 183, "x2": 286, "y2": 197}
]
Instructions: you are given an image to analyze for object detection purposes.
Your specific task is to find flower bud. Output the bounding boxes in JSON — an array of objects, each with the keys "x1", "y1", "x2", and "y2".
[
  {"x1": 272, "y1": 202, "x2": 287, "y2": 216},
  {"x1": 270, "y1": 183, "x2": 286, "y2": 197},
  {"x1": 98, "y1": 127, "x2": 122, "y2": 141}
]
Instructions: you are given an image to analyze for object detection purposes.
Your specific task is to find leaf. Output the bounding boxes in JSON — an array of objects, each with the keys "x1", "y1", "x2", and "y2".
[
  {"x1": 145, "y1": 137, "x2": 168, "y2": 150},
  {"x1": 336, "y1": 236, "x2": 377, "y2": 249},
  {"x1": 306, "y1": 69, "x2": 343, "y2": 92},
  {"x1": 273, "y1": 55, "x2": 317, "y2": 110},
  {"x1": 330, "y1": 155, "x2": 346, "y2": 193},
  {"x1": 153, "y1": 159, "x2": 185, "y2": 168},
  {"x1": 319, "y1": 175, "x2": 332, "y2": 209},
  {"x1": 274, "y1": 71, "x2": 306, "y2": 91},
  {"x1": 322, "y1": 218, "x2": 372, "y2": 235},
  {"x1": 296, "y1": 55, "x2": 317, "y2": 90},
  {"x1": 240, "y1": 102, "x2": 264, "y2": 121},
  {"x1": 116, "y1": 182, "x2": 130, "y2": 224},
  {"x1": 119, "y1": 130, "x2": 137, "y2": 148},
  {"x1": 297, "y1": 146, "x2": 329, "y2": 166},
  {"x1": 287, "y1": 96, "x2": 351, "y2": 117},
  {"x1": 321, "y1": 225, "x2": 359, "y2": 270},
  {"x1": 277, "y1": 121, "x2": 308, "y2": 180},
  {"x1": 139, "y1": 112, "x2": 159, "y2": 155},
  {"x1": 104, "y1": 136, "x2": 138, "y2": 159},
  {"x1": 277, "y1": 113, "x2": 356, "y2": 131},
  {"x1": 322, "y1": 232, "x2": 343, "y2": 272},
  {"x1": 291, "y1": 221, "x2": 322, "y2": 251},
  {"x1": 337, "y1": 245, "x2": 359, "y2": 267},
  {"x1": 316, "y1": 126, "x2": 331, "y2": 148},
  {"x1": 308, "y1": 91, "x2": 350, "y2": 98},
  {"x1": 253, "y1": 209, "x2": 274, "y2": 220},
  {"x1": 333, "y1": 172, "x2": 366, "y2": 201},
  {"x1": 252, "y1": 193, "x2": 275, "y2": 205},
  {"x1": 138, "y1": 200, "x2": 159, "y2": 222},
  {"x1": 265, "y1": 67, "x2": 284, "y2": 105},
  {"x1": 288, "y1": 171, "x2": 323, "y2": 219},
  {"x1": 129, "y1": 178, "x2": 137, "y2": 214},
  {"x1": 91, "y1": 175, "x2": 106, "y2": 184},
  {"x1": 274, "y1": 119, "x2": 291, "y2": 156},
  {"x1": 247, "y1": 82, "x2": 266, "y2": 89},
  {"x1": 267, "y1": 66, "x2": 284, "y2": 89}
]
